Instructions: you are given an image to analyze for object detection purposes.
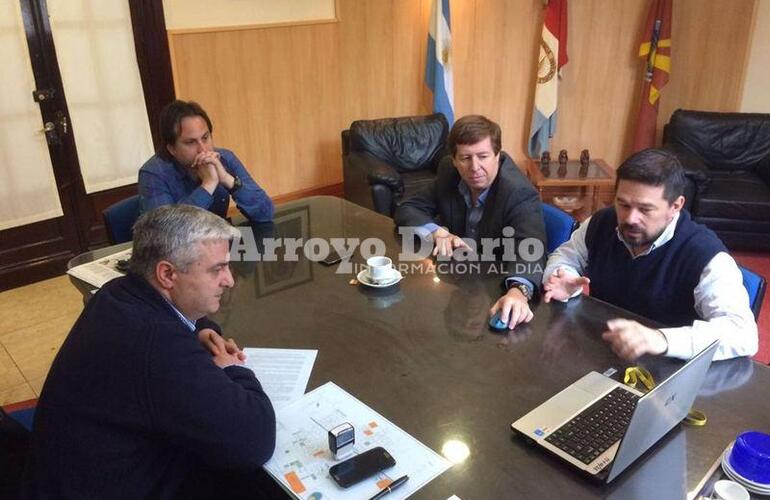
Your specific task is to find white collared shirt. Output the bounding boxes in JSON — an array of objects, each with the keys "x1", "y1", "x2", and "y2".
[{"x1": 543, "y1": 212, "x2": 758, "y2": 360}]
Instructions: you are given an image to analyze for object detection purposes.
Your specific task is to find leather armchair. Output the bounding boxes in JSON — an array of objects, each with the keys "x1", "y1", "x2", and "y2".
[
  {"x1": 342, "y1": 114, "x2": 449, "y2": 216},
  {"x1": 662, "y1": 109, "x2": 770, "y2": 250}
]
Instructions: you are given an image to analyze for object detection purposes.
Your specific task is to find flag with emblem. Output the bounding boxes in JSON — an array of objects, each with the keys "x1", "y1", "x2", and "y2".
[
  {"x1": 631, "y1": 0, "x2": 672, "y2": 152},
  {"x1": 425, "y1": 0, "x2": 454, "y2": 124},
  {"x1": 527, "y1": 0, "x2": 569, "y2": 158}
]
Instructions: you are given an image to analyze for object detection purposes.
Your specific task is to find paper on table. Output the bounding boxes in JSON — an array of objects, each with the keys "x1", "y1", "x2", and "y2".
[
  {"x1": 264, "y1": 382, "x2": 452, "y2": 500},
  {"x1": 242, "y1": 348, "x2": 317, "y2": 409},
  {"x1": 67, "y1": 248, "x2": 132, "y2": 288}
]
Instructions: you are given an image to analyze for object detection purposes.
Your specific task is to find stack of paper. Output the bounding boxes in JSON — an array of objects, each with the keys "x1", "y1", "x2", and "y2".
[{"x1": 67, "y1": 248, "x2": 132, "y2": 288}]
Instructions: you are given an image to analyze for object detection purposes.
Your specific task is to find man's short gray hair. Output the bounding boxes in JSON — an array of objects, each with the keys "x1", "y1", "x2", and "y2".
[{"x1": 130, "y1": 205, "x2": 240, "y2": 279}]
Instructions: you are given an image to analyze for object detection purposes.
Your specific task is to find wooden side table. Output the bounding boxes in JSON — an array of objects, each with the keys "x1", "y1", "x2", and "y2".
[{"x1": 525, "y1": 158, "x2": 616, "y2": 220}]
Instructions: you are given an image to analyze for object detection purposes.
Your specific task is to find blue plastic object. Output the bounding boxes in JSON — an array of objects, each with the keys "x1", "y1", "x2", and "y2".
[
  {"x1": 488, "y1": 311, "x2": 508, "y2": 332},
  {"x1": 738, "y1": 265, "x2": 766, "y2": 321},
  {"x1": 102, "y1": 195, "x2": 140, "y2": 244},
  {"x1": 9, "y1": 407, "x2": 35, "y2": 432},
  {"x1": 729, "y1": 431, "x2": 770, "y2": 485},
  {"x1": 542, "y1": 203, "x2": 578, "y2": 254}
]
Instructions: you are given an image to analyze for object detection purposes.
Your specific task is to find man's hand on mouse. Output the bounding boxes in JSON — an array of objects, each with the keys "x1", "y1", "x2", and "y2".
[{"x1": 490, "y1": 287, "x2": 533, "y2": 330}]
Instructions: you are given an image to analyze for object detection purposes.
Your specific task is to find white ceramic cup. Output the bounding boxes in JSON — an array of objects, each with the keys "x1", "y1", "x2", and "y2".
[
  {"x1": 714, "y1": 480, "x2": 750, "y2": 500},
  {"x1": 366, "y1": 256, "x2": 393, "y2": 283}
]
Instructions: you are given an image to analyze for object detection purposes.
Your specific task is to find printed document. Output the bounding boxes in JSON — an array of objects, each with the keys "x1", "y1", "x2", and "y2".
[
  {"x1": 243, "y1": 348, "x2": 317, "y2": 408},
  {"x1": 66, "y1": 248, "x2": 131, "y2": 288}
]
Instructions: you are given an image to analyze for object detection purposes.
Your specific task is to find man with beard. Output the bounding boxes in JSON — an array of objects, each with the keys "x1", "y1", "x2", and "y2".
[
  {"x1": 139, "y1": 100, "x2": 274, "y2": 222},
  {"x1": 542, "y1": 149, "x2": 757, "y2": 361}
]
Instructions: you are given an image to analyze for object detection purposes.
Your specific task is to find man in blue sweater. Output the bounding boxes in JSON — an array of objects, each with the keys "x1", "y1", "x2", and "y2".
[
  {"x1": 139, "y1": 100, "x2": 274, "y2": 222},
  {"x1": 24, "y1": 205, "x2": 277, "y2": 498},
  {"x1": 542, "y1": 149, "x2": 757, "y2": 361}
]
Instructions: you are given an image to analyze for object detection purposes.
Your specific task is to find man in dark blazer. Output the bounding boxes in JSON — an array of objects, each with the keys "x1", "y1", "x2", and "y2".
[
  {"x1": 24, "y1": 205, "x2": 278, "y2": 499},
  {"x1": 395, "y1": 115, "x2": 546, "y2": 330}
]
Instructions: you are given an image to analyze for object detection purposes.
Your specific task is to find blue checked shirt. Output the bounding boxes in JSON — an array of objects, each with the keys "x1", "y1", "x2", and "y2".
[{"x1": 138, "y1": 148, "x2": 274, "y2": 222}]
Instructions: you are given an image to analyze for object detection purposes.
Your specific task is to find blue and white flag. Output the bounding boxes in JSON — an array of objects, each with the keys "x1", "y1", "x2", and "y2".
[{"x1": 425, "y1": 0, "x2": 454, "y2": 124}]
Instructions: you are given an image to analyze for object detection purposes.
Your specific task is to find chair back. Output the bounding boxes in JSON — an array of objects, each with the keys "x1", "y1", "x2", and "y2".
[
  {"x1": 542, "y1": 203, "x2": 578, "y2": 254},
  {"x1": 739, "y1": 265, "x2": 766, "y2": 321},
  {"x1": 663, "y1": 109, "x2": 770, "y2": 171},
  {"x1": 348, "y1": 114, "x2": 448, "y2": 172},
  {"x1": 103, "y1": 195, "x2": 140, "y2": 244},
  {"x1": 8, "y1": 407, "x2": 35, "y2": 432}
]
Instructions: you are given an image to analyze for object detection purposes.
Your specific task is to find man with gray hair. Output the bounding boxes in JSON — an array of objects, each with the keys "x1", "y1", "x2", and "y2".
[{"x1": 24, "y1": 205, "x2": 278, "y2": 499}]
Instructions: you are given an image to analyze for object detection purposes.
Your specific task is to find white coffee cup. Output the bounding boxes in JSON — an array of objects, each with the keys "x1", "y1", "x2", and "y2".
[
  {"x1": 713, "y1": 480, "x2": 750, "y2": 500},
  {"x1": 366, "y1": 256, "x2": 393, "y2": 283}
]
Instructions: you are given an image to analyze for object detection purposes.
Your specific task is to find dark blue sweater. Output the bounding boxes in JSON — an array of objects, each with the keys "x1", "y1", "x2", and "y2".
[
  {"x1": 585, "y1": 208, "x2": 726, "y2": 327},
  {"x1": 23, "y1": 274, "x2": 276, "y2": 499}
]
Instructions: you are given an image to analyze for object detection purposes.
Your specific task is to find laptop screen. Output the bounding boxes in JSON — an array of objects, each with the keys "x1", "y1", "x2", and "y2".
[{"x1": 606, "y1": 339, "x2": 720, "y2": 482}]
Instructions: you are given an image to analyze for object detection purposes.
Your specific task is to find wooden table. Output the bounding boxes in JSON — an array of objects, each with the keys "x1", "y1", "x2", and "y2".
[{"x1": 526, "y1": 158, "x2": 616, "y2": 219}]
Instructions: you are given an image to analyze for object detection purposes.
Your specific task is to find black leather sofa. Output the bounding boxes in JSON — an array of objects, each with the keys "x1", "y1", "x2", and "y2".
[
  {"x1": 662, "y1": 109, "x2": 770, "y2": 250},
  {"x1": 342, "y1": 114, "x2": 448, "y2": 217}
]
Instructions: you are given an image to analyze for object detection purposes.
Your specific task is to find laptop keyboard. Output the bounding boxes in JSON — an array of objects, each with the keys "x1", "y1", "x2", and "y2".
[{"x1": 544, "y1": 387, "x2": 640, "y2": 465}]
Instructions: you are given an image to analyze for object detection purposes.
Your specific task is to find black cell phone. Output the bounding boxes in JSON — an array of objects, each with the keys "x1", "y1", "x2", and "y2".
[
  {"x1": 320, "y1": 248, "x2": 345, "y2": 266},
  {"x1": 329, "y1": 447, "x2": 396, "y2": 488}
]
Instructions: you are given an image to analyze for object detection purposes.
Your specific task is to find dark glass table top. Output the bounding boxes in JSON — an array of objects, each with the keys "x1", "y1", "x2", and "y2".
[
  {"x1": 526, "y1": 159, "x2": 616, "y2": 188},
  {"x1": 68, "y1": 196, "x2": 770, "y2": 499}
]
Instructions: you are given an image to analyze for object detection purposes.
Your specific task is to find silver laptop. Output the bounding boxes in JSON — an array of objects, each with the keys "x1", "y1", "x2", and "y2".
[{"x1": 511, "y1": 339, "x2": 719, "y2": 483}]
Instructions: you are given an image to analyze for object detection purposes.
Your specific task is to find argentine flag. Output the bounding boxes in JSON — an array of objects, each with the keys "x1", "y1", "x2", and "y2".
[{"x1": 425, "y1": 0, "x2": 454, "y2": 124}]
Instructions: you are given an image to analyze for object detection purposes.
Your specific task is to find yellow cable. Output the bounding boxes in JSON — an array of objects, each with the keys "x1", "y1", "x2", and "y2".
[{"x1": 623, "y1": 367, "x2": 706, "y2": 427}]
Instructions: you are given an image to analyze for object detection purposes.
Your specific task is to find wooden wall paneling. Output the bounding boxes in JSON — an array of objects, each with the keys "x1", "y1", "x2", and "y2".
[
  {"x1": 658, "y1": 0, "x2": 756, "y2": 136},
  {"x1": 453, "y1": 0, "x2": 542, "y2": 165},
  {"x1": 169, "y1": 21, "x2": 343, "y2": 197},
  {"x1": 166, "y1": 0, "x2": 758, "y2": 200},
  {"x1": 389, "y1": 0, "x2": 431, "y2": 115},
  {"x1": 338, "y1": 0, "x2": 429, "y2": 123},
  {"x1": 556, "y1": 0, "x2": 648, "y2": 170}
]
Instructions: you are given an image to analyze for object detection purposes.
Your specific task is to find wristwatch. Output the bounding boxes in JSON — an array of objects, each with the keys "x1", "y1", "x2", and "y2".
[
  {"x1": 510, "y1": 282, "x2": 533, "y2": 301},
  {"x1": 228, "y1": 175, "x2": 242, "y2": 194}
]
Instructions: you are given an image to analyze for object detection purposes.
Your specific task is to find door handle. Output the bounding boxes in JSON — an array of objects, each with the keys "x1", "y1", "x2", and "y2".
[{"x1": 39, "y1": 121, "x2": 60, "y2": 145}]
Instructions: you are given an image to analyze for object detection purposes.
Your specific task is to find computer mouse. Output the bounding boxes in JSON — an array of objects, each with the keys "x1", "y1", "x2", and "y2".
[{"x1": 488, "y1": 311, "x2": 508, "y2": 332}]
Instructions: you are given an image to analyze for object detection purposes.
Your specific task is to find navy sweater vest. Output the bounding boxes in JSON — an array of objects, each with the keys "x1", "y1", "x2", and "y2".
[{"x1": 585, "y1": 208, "x2": 725, "y2": 327}]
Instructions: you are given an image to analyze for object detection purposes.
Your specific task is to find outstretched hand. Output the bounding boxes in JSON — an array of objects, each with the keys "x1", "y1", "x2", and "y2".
[
  {"x1": 543, "y1": 267, "x2": 590, "y2": 303},
  {"x1": 601, "y1": 319, "x2": 668, "y2": 361},
  {"x1": 431, "y1": 227, "x2": 471, "y2": 258}
]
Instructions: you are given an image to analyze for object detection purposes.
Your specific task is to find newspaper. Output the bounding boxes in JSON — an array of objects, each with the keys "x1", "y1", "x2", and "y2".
[{"x1": 66, "y1": 248, "x2": 132, "y2": 288}]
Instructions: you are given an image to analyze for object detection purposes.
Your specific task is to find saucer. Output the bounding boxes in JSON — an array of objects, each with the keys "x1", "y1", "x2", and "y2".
[
  {"x1": 357, "y1": 269, "x2": 402, "y2": 288},
  {"x1": 722, "y1": 444, "x2": 770, "y2": 495}
]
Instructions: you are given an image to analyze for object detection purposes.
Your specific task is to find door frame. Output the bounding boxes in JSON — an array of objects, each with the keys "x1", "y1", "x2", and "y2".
[{"x1": 0, "y1": 0, "x2": 175, "y2": 291}]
